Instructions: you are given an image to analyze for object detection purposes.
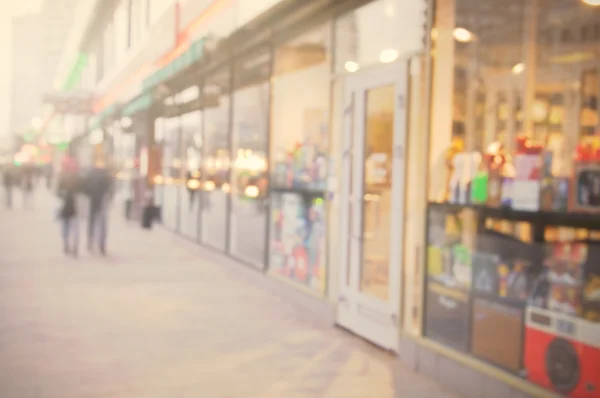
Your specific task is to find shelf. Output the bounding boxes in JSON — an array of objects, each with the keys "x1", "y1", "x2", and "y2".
[
  {"x1": 428, "y1": 201, "x2": 600, "y2": 229},
  {"x1": 270, "y1": 186, "x2": 325, "y2": 197}
]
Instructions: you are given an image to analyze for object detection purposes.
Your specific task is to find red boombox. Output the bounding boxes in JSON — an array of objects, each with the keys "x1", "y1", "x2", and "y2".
[{"x1": 524, "y1": 307, "x2": 600, "y2": 397}]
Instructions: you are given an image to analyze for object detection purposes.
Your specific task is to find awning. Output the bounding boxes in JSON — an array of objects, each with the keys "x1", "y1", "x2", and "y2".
[
  {"x1": 142, "y1": 37, "x2": 207, "y2": 92},
  {"x1": 121, "y1": 93, "x2": 153, "y2": 117},
  {"x1": 89, "y1": 103, "x2": 119, "y2": 130}
]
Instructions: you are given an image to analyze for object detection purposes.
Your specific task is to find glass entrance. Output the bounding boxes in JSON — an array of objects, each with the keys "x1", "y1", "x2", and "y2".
[{"x1": 337, "y1": 62, "x2": 408, "y2": 351}]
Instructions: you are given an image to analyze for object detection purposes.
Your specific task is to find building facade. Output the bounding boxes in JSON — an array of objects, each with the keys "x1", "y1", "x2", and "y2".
[
  {"x1": 51, "y1": 1, "x2": 600, "y2": 398},
  {"x1": 10, "y1": 13, "x2": 43, "y2": 135}
]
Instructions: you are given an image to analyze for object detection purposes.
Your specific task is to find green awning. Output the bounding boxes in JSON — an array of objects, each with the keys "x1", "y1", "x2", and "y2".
[
  {"x1": 142, "y1": 37, "x2": 206, "y2": 92},
  {"x1": 88, "y1": 103, "x2": 119, "y2": 130},
  {"x1": 122, "y1": 93, "x2": 152, "y2": 117},
  {"x1": 62, "y1": 53, "x2": 88, "y2": 92}
]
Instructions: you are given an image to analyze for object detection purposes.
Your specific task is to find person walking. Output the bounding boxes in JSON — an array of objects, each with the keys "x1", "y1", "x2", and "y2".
[
  {"x1": 22, "y1": 164, "x2": 34, "y2": 209},
  {"x1": 85, "y1": 158, "x2": 114, "y2": 255},
  {"x1": 2, "y1": 165, "x2": 15, "y2": 209},
  {"x1": 57, "y1": 165, "x2": 81, "y2": 256}
]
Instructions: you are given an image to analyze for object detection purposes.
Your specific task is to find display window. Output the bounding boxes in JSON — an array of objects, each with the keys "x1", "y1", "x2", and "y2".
[
  {"x1": 229, "y1": 49, "x2": 270, "y2": 267},
  {"x1": 161, "y1": 116, "x2": 181, "y2": 231},
  {"x1": 201, "y1": 69, "x2": 230, "y2": 251},
  {"x1": 178, "y1": 110, "x2": 202, "y2": 241},
  {"x1": 269, "y1": 24, "x2": 331, "y2": 292},
  {"x1": 425, "y1": 0, "x2": 600, "y2": 396}
]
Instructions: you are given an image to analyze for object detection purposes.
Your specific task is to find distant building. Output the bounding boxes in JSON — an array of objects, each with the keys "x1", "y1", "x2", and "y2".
[
  {"x1": 9, "y1": 0, "x2": 79, "y2": 137},
  {"x1": 39, "y1": 0, "x2": 79, "y2": 95},
  {"x1": 9, "y1": 13, "x2": 43, "y2": 135}
]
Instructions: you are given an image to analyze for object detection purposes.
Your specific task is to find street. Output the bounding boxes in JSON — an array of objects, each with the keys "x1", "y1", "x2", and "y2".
[{"x1": 0, "y1": 189, "x2": 460, "y2": 398}]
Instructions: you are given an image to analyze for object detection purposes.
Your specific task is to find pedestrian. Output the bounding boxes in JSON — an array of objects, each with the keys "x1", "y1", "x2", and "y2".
[
  {"x1": 57, "y1": 166, "x2": 81, "y2": 256},
  {"x1": 22, "y1": 165, "x2": 34, "y2": 209},
  {"x1": 2, "y1": 165, "x2": 14, "y2": 209},
  {"x1": 85, "y1": 158, "x2": 114, "y2": 255}
]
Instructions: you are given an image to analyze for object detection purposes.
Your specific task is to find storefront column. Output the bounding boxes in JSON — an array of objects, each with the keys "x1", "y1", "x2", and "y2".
[{"x1": 428, "y1": 0, "x2": 455, "y2": 202}]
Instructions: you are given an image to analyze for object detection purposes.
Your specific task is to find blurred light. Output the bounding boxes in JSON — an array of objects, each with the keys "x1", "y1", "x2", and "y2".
[
  {"x1": 121, "y1": 117, "x2": 132, "y2": 128},
  {"x1": 582, "y1": 0, "x2": 600, "y2": 5},
  {"x1": 222, "y1": 183, "x2": 230, "y2": 193},
  {"x1": 244, "y1": 185, "x2": 259, "y2": 198},
  {"x1": 191, "y1": 170, "x2": 201, "y2": 179},
  {"x1": 153, "y1": 175, "x2": 164, "y2": 185},
  {"x1": 511, "y1": 63, "x2": 525, "y2": 75},
  {"x1": 89, "y1": 129, "x2": 104, "y2": 145},
  {"x1": 379, "y1": 49, "x2": 399, "y2": 64},
  {"x1": 453, "y1": 27, "x2": 475, "y2": 43},
  {"x1": 204, "y1": 181, "x2": 216, "y2": 191},
  {"x1": 31, "y1": 117, "x2": 43, "y2": 130},
  {"x1": 345, "y1": 61, "x2": 359, "y2": 73},
  {"x1": 187, "y1": 178, "x2": 201, "y2": 190}
]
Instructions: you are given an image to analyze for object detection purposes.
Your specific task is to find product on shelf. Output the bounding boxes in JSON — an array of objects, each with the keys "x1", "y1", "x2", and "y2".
[{"x1": 524, "y1": 231, "x2": 600, "y2": 397}]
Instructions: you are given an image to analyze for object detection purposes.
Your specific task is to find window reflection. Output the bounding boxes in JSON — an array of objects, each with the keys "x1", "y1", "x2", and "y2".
[
  {"x1": 179, "y1": 111, "x2": 202, "y2": 241},
  {"x1": 201, "y1": 70, "x2": 230, "y2": 250},
  {"x1": 230, "y1": 49, "x2": 270, "y2": 267},
  {"x1": 360, "y1": 84, "x2": 395, "y2": 301}
]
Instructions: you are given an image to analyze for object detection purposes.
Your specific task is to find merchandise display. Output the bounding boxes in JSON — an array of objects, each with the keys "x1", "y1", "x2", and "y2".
[
  {"x1": 426, "y1": 4, "x2": 600, "y2": 386},
  {"x1": 269, "y1": 192, "x2": 326, "y2": 292}
]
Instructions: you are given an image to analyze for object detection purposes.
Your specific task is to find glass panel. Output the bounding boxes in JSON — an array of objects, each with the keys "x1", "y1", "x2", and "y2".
[
  {"x1": 346, "y1": 91, "x2": 355, "y2": 288},
  {"x1": 230, "y1": 49, "x2": 270, "y2": 267},
  {"x1": 161, "y1": 116, "x2": 181, "y2": 231},
  {"x1": 178, "y1": 111, "x2": 202, "y2": 241},
  {"x1": 335, "y1": 0, "x2": 425, "y2": 73},
  {"x1": 269, "y1": 24, "x2": 331, "y2": 292},
  {"x1": 201, "y1": 70, "x2": 230, "y2": 251},
  {"x1": 359, "y1": 84, "x2": 395, "y2": 301}
]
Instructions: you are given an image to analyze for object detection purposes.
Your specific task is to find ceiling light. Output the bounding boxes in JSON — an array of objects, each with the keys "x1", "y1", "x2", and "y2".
[
  {"x1": 453, "y1": 27, "x2": 475, "y2": 43},
  {"x1": 582, "y1": 0, "x2": 600, "y2": 6},
  {"x1": 379, "y1": 49, "x2": 399, "y2": 64},
  {"x1": 345, "y1": 61, "x2": 359, "y2": 73},
  {"x1": 511, "y1": 63, "x2": 525, "y2": 75}
]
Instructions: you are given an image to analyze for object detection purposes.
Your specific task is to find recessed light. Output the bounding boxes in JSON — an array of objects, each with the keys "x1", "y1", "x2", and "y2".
[
  {"x1": 380, "y1": 49, "x2": 399, "y2": 64},
  {"x1": 511, "y1": 63, "x2": 525, "y2": 75},
  {"x1": 453, "y1": 27, "x2": 475, "y2": 43},
  {"x1": 345, "y1": 61, "x2": 359, "y2": 73}
]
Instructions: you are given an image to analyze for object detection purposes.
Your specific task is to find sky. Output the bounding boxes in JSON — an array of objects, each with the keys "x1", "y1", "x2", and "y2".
[{"x1": 0, "y1": 0, "x2": 43, "y2": 148}]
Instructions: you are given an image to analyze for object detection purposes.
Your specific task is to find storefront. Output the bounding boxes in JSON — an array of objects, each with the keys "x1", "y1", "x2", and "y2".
[
  {"x1": 415, "y1": 0, "x2": 600, "y2": 397},
  {"x1": 142, "y1": 0, "x2": 427, "y2": 304}
]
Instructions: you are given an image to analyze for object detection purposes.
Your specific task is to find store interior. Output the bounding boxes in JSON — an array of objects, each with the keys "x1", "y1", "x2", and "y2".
[{"x1": 425, "y1": 0, "x2": 600, "y2": 396}]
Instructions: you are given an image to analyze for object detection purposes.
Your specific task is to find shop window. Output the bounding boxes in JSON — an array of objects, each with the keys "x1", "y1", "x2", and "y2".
[
  {"x1": 201, "y1": 69, "x2": 230, "y2": 251},
  {"x1": 229, "y1": 48, "x2": 270, "y2": 268},
  {"x1": 160, "y1": 116, "x2": 181, "y2": 231},
  {"x1": 425, "y1": 0, "x2": 600, "y2": 395},
  {"x1": 179, "y1": 110, "x2": 202, "y2": 241},
  {"x1": 334, "y1": 0, "x2": 424, "y2": 73},
  {"x1": 269, "y1": 24, "x2": 331, "y2": 292}
]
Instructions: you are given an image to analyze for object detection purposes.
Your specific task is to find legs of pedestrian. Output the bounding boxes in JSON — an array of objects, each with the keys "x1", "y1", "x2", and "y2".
[
  {"x1": 98, "y1": 211, "x2": 108, "y2": 255},
  {"x1": 87, "y1": 211, "x2": 96, "y2": 252}
]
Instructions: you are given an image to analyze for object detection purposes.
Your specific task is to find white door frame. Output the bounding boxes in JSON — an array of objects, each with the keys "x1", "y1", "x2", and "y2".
[{"x1": 337, "y1": 61, "x2": 409, "y2": 352}]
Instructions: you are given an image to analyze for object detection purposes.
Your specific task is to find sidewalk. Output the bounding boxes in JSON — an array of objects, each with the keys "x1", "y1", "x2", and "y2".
[{"x1": 0, "y1": 190, "x2": 461, "y2": 398}]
